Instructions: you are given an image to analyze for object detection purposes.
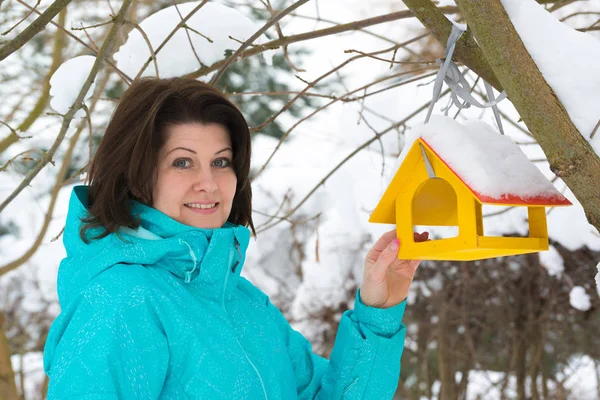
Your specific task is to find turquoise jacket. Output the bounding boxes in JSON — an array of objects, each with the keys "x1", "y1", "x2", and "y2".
[{"x1": 43, "y1": 186, "x2": 408, "y2": 399}]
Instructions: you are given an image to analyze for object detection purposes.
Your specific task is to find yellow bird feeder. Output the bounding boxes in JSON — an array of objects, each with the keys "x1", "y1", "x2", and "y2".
[{"x1": 369, "y1": 116, "x2": 572, "y2": 261}]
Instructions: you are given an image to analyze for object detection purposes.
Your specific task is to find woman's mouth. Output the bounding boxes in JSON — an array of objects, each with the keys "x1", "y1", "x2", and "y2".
[{"x1": 185, "y1": 202, "x2": 219, "y2": 214}]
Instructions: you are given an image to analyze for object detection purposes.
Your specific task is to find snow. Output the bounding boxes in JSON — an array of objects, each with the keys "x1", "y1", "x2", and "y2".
[
  {"x1": 569, "y1": 286, "x2": 591, "y2": 311},
  {"x1": 113, "y1": 1, "x2": 272, "y2": 79},
  {"x1": 539, "y1": 245, "x2": 564, "y2": 277},
  {"x1": 3, "y1": 0, "x2": 600, "y2": 395},
  {"x1": 500, "y1": 0, "x2": 600, "y2": 155},
  {"x1": 462, "y1": 357, "x2": 600, "y2": 400},
  {"x1": 48, "y1": 55, "x2": 96, "y2": 117},
  {"x1": 546, "y1": 186, "x2": 600, "y2": 251},
  {"x1": 10, "y1": 352, "x2": 46, "y2": 400},
  {"x1": 394, "y1": 115, "x2": 567, "y2": 202}
]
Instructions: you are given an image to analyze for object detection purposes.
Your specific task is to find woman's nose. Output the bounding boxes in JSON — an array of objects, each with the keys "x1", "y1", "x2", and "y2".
[{"x1": 192, "y1": 169, "x2": 218, "y2": 193}]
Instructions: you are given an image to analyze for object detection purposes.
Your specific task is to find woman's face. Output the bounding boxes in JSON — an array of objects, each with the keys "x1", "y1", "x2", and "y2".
[{"x1": 152, "y1": 123, "x2": 237, "y2": 229}]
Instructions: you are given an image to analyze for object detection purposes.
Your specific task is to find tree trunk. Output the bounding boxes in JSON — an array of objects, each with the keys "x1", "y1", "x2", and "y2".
[
  {"x1": 416, "y1": 319, "x2": 432, "y2": 399},
  {"x1": 437, "y1": 302, "x2": 457, "y2": 400},
  {"x1": 402, "y1": 0, "x2": 502, "y2": 90},
  {"x1": 454, "y1": 0, "x2": 600, "y2": 230},
  {"x1": 511, "y1": 312, "x2": 527, "y2": 400},
  {"x1": 0, "y1": 312, "x2": 19, "y2": 400},
  {"x1": 403, "y1": 0, "x2": 600, "y2": 232}
]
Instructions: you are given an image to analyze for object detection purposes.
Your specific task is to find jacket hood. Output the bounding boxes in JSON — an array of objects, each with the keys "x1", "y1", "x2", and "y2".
[{"x1": 57, "y1": 186, "x2": 251, "y2": 310}]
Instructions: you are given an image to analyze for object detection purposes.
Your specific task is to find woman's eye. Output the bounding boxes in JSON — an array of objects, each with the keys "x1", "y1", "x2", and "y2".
[
  {"x1": 173, "y1": 158, "x2": 191, "y2": 169},
  {"x1": 213, "y1": 158, "x2": 231, "y2": 168}
]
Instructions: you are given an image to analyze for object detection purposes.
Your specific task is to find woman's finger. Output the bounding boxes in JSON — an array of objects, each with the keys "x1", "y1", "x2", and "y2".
[
  {"x1": 370, "y1": 229, "x2": 397, "y2": 254},
  {"x1": 365, "y1": 238, "x2": 399, "y2": 283}
]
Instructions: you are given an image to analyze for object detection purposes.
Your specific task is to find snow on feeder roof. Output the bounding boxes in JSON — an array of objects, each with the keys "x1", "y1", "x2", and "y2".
[
  {"x1": 399, "y1": 116, "x2": 571, "y2": 206},
  {"x1": 369, "y1": 115, "x2": 572, "y2": 261}
]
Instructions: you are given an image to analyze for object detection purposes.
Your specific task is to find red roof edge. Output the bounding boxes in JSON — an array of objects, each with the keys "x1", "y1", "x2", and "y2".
[{"x1": 419, "y1": 138, "x2": 573, "y2": 207}]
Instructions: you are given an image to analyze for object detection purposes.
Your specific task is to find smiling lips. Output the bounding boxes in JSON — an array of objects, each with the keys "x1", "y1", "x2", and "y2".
[{"x1": 185, "y1": 202, "x2": 219, "y2": 214}]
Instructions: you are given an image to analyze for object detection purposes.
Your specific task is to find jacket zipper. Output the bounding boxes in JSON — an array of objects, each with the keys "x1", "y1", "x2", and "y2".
[{"x1": 222, "y1": 242, "x2": 268, "y2": 400}]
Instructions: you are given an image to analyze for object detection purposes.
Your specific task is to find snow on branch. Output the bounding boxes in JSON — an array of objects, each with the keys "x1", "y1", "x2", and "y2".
[{"x1": 500, "y1": 0, "x2": 600, "y2": 156}]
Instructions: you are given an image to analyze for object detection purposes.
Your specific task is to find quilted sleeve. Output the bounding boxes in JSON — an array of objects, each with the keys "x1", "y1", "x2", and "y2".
[{"x1": 268, "y1": 288, "x2": 407, "y2": 400}]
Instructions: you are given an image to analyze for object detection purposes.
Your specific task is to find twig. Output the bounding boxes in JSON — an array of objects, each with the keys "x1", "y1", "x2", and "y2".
[
  {"x1": 50, "y1": 225, "x2": 65, "y2": 242},
  {"x1": 256, "y1": 89, "x2": 451, "y2": 233},
  {"x1": 344, "y1": 49, "x2": 437, "y2": 66},
  {"x1": 0, "y1": 0, "x2": 72, "y2": 61},
  {"x1": 590, "y1": 118, "x2": 600, "y2": 140},
  {"x1": 0, "y1": 149, "x2": 48, "y2": 172},
  {"x1": 83, "y1": 104, "x2": 92, "y2": 162},
  {"x1": 0, "y1": 0, "x2": 134, "y2": 214},
  {"x1": 264, "y1": 0, "x2": 304, "y2": 72},
  {"x1": 253, "y1": 190, "x2": 291, "y2": 226},
  {"x1": 250, "y1": 36, "x2": 429, "y2": 181},
  {"x1": 1, "y1": 88, "x2": 34, "y2": 125},
  {"x1": 172, "y1": 0, "x2": 204, "y2": 70},
  {"x1": 559, "y1": 11, "x2": 600, "y2": 22},
  {"x1": 126, "y1": 20, "x2": 160, "y2": 78},
  {"x1": 358, "y1": 106, "x2": 387, "y2": 177},
  {"x1": 75, "y1": 21, "x2": 99, "y2": 52},
  {"x1": 0, "y1": 95, "x2": 86, "y2": 276},
  {"x1": 352, "y1": 70, "x2": 438, "y2": 101},
  {"x1": 251, "y1": 66, "x2": 435, "y2": 182},
  {"x1": 188, "y1": 9, "x2": 438, "y2": 80},
  {"x1": 62, "y1": 163, "x2": 88, "y2": 186},
  {"x1": 70, "y1": 19, "x2": 115, "y2": 31},
  {"x1": 286, "y1": 8, "x2": 457, "y2": 48},
  {"x1": 1, "y1": 0, "x2": 41, "y2": 35},
  {"x1": 134, "y1": 0, "x2": 209, "y2": 81},
  {"x1": 14, "y1": 0, "x2": 133, "y2": 84},
  {"x1": 210, "y1": 0, "x2": 311, "y2": 85},
  {"x1": 228, "y1": 90, "x2": 339, "y2": 100},
  {"x1": 548, "y1": 0, "x2": 578, "y2": 13},
  {"x1": 0, "y1": 120, "x2": 30, "y2": 139},
  {"x1": 253, "y1": 33, "x2": 429, "y2": 133},
  {"x1": 182, "y1": 24, "x2": 212, "y2": 43}
]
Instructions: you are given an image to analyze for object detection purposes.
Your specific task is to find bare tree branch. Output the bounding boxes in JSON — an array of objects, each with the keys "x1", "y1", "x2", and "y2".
[
  {"x1": 133, "y1": 0, "x2": 209, "y2": 80},
  {"x1": 13, "y1": 0, "x2": 133, "y2": 83},
  {"x1": 1, "y1": 0, "x2": 40, "y2": 36},
  {"x1": 185, "y1": 8, "x2": 453, "y2": 80},
  {"x1": 172, "y1": 0, "x2": 204, "y2": 71},
  {"x1": 0, "y1": 0, "x2": 72, "y2": 61},
  {"x1": 455, "y1": 0, "x2": 600, "y2": 232},
  {"x1": 402, "y1": 0, "x2": 503, "y2": 90},
  {"x1": 0, "y1": 7, "x2": 67, "y2": 157},
  {"x1": 210, "y1": 0, "x2": 311, "y2": 84},
  {"x1": 0, "y1": 62, "x2": 113, "y2": 277},
  {"x1": 256, "y1": 88, "x2": 451, "y2": 233},
  {"x1": 0, "y1": 0, "x2": 134, "y2": 215},
  {"x1": 252, "y1": 64, "x2": 435, "y2": 181},
  {"x1": 252, "y1": 33, "x2": 429, "y2": 134},
  {"x1": 126, "y1": 20, "x2": 160, "y2": 78}
]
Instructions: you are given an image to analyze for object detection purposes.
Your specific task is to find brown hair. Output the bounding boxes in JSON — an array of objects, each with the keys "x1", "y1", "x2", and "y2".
[{"x1": 81, "y1": 77, "x2": 255, "y2": 241}]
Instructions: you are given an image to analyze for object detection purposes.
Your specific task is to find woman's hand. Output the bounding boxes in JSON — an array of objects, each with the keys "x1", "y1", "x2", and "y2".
[{"x1": 360, "y1": 229, "x2": 429, "y2": 308}]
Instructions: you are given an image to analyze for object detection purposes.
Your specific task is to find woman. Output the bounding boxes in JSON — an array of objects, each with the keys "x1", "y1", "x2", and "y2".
[{"x1": 43, "y1": 77, "x2": 428, "y2": 399}]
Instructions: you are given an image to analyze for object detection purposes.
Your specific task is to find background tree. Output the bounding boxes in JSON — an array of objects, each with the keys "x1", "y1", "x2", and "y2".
[{"x1": 0, "y1": 1, "x2": 598, "y2": 399}]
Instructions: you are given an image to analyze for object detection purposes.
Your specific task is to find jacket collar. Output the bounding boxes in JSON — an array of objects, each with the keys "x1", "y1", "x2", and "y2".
[{"x1": 118, "y1": 201, "x2": 251, "y2": 303}]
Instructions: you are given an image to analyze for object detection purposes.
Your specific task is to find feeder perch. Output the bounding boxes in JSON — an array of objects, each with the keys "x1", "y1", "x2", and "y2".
[{"x1": 369, "y1": 116, "x2": 572, "y2": 261}]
